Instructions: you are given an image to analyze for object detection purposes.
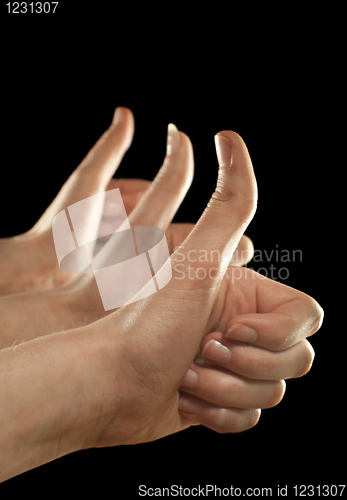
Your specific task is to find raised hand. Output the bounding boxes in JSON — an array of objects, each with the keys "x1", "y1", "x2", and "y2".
[
  {"x1": 0, "y1": 116, "x2": 253, "y2": 348},
  {"x1": 0, "y1": 108, "x2": 134, "y2": 295},
  {"x1": 89, "y1": 130, "x2": 322, "y2": 443},
  {"x1": 0, "y1": 128, "x2": 323, "y2": 482}
]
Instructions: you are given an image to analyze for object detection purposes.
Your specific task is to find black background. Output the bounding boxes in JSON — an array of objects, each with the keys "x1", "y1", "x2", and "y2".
[{"x1": 0, "y1": 10, "x2": 342, "y2": 498}]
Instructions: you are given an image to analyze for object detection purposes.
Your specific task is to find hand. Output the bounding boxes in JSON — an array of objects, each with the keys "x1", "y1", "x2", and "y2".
[
  {"x1": 0, "y1": 129, "x2": 323, "y2": 481},
  {"x1": 0, "y1": 107, "x2": 132, "y2": 295},
  {"x1": 0, "y1": 107, "x2": 252, "y2": 297},
  {"x1": 178, "y1": 266, "x2": 320, "y2": 431},
  {"x1": 93, "y1": 131, "x2": 323, "y2": 442},
  {"x1": 0, "y1": 112, "x2": 253, "y2": 348}
]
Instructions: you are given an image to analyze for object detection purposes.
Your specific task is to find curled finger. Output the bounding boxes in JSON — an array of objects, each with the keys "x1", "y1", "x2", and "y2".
[
  {"x1": 200, "y1": 332, "x2": 315, "y2": 380},
  {"x1": 179, "y1": 393, "x2": 261, "y2": 434}
]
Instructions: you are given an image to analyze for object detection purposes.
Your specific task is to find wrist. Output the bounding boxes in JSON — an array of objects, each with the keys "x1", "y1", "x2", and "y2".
[{"x1": 0, "y1": 324, "x2": 122, "y2": 481}]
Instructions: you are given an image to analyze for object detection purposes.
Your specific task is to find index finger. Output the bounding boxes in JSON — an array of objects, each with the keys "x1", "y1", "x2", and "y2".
[{"x1": 225, "y1": 271, "x2": 324, "y2": 351}]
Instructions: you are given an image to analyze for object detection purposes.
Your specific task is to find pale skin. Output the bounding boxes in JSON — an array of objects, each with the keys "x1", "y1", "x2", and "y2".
[
  {"x1": 0, "y1": 108, "x2": 323, "y2": 481},
  {"x1": 0, "y1": 107, "x2": 253, "y2": 346}
]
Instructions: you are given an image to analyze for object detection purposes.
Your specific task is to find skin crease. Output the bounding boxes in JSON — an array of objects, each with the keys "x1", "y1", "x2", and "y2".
[{"x1": 0, "y1": 108, "x2": 324, "y2": 482}]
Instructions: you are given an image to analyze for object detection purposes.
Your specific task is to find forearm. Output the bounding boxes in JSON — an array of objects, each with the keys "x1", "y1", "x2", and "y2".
[{"x1": 0, "y1": 325, "x2": 116, "y2": 482}]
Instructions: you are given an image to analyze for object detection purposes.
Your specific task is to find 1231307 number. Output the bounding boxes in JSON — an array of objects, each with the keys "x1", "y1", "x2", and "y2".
[
  {"x1": 6, "y1": 2, "x2": 59, "y2": 13},
  {"x1": 293, "y1": 485, "x2": 346, "y2": 497}
]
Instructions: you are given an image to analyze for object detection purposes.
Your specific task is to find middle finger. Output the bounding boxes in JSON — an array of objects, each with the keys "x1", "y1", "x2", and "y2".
[{"x1": 200, "y1": 332, "x2": 315, "y2": 380}]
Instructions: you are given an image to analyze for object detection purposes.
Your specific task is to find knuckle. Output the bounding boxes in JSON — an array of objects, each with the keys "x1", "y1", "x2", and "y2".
[
  {"x1": 297, "y1": 295, "x2": 324, "y2": 338},
  {"x1": 209, "y1": 188, "x2": 257, "y2": 223},
  {"x1": 268, "y1": 331, "x2": 290, "y2": 352},
  {"x1": 266, "y1": 296, "x2": 323, "y2": 352},
  {"x1": 210, "y1": 187, "x2": 232, "y2": 204},
  {"x1": 263, "y1": 380, "x2": 286, "y2": 408},
  {"x1": 213, "y1": 408, "x2": 261, "y2": 434},
  {"x1": 308, "y1": 298, "x2": 324, "y2": 334},
  {"x1": 247, "y1": 408, "x2": 262, "y2": 430},
  {"x1": 294, "y1": 340, "x2": 315, "y2": 378},
  {"x1": 235, "y1": 408, "x2": 262, "y2": 433}
]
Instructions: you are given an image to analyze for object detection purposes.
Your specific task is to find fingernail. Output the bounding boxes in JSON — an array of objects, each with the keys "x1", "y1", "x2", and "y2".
[
  {"x1": 194, "y1": 352, "x2": 207, "y2": 365},
  {"x1": 179, "y1": 395, "x2": 202, "y2": 414},
  {"x1": 214, "y1": 134, "x2": 232, "y2": 168},
  {"x1": 112, "y1": 107, "x2": 125, "y2": 125},
  {"x1": 166, "y1": 123, "x2": 179, "y2": 155},
  {"x1": 180, "y1": 368, "x2": 198, "y2": 389},
  {"x1": 226, "y1": 323, "x2": 257, "y2": 342},
  {"x1": 201, "y1": 339, "x2": 231, "y2": 364}
]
